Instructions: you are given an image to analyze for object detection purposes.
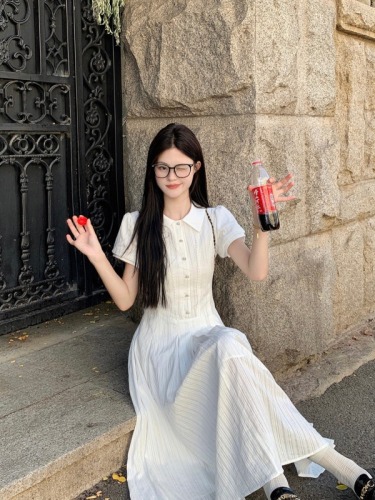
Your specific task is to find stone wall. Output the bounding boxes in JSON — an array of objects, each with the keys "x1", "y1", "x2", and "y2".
[{"x1": 120, "y1": 0, "x2": 375, "y2": 372}]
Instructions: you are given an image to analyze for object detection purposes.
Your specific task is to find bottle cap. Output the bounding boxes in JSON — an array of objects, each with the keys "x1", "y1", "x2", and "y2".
[{"x1": 77, "y1": 215, "x2": 88, "y2": 226}]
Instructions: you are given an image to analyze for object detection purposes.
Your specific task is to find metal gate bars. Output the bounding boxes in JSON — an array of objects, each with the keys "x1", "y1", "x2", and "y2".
[{"x1": 0, "y1": 0, "x2": 124, "y2": 334}]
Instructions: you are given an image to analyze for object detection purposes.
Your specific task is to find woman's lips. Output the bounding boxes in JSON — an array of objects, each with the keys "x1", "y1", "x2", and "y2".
[{"x1": 166, "y1": 184, "x2": 180, "y2": 189}]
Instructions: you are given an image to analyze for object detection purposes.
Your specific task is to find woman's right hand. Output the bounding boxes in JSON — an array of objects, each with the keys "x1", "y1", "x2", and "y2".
[{"x1": 66, "y1": 216, "x2": 105, "y2": 262}]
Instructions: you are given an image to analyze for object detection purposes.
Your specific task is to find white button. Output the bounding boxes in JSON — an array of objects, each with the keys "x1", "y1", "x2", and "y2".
[
  {"x1": 186, "y1": 311, "x2": 190, "y2": 315},
  {"x1": 185, "y1": 275, "x2": 189, "y2": 279},
  {"x1": 176, "y1": 222, "x2": 180, "y2": 225},
  {"x1": 185, "y1": 294, "x2": 189, "y2": 298},
  {"x1": 182, "y1": 257, "x2": 186, "y2": 261},
  {"x1": 179, "y1": 239, "x2": 183, "y2": 243}
]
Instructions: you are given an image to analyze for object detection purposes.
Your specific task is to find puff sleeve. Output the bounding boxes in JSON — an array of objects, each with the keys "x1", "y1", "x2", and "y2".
[
  {"x1": 112, "y1": 211, "x2": 139, "y2": 266},
  {"x1": 212, "y1": 205, "x2": 245, "y2": 258}
]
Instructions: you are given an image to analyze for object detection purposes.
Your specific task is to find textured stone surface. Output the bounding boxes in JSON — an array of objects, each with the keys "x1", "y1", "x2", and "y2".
[
  {"x1": 303, "y1": 0, "x2": 336, "y2": 116},
  {"x1": 364, "y1": 216, "x2": 375, "y2": 308},
  {"x1": 305, "y1": 122, "x2": 341, "y2": 233},
  {"x1": 336, "y1": 36, "x2": 367, "y2": 185},
  {"x1": 339, "y1": 179, "x2": 375, "y2": 222},
  {"x1": 123, "y1": 0, "x2": 256, "y2": 117},
  {"x1": 332, "y1": 223, "x2": 365, "y2": 334},
  {"x1": 365, "y1": 45, "x2": 375, "y2": 179},
  {"x1": 337, "y1": 0, "x2": 375, "y2": 39},
  {"x1": 243, "y1": 234, "x2": 335, "y2": 372},
  {"x1": 255, "y1": 0, "x2": 300, "y2": 114}
]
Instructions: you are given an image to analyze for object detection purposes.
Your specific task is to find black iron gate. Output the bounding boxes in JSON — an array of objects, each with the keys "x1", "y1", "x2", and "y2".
[{"x1": 0, "y1": 0, "x2": 124, "y2": 334}]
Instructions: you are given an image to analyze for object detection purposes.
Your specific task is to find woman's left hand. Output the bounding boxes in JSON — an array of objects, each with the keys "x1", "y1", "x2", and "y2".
[{"x1": 268, "y1": 172, "x2": 296, "y2": 203}]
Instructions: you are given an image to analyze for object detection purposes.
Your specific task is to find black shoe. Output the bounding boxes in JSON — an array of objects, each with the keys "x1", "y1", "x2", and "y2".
[
  {"x1": 270, "y1": 486, "x2": 301, "y2": 500},
  {"x1": 354, "y1": 474, "x2": 375, "y2": 499}
]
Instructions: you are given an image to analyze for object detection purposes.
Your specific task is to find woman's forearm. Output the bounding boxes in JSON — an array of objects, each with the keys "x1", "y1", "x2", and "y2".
[
  {"x1": 89, "y1": 252, "x2": 137, "y2": 311},
  {"x1": 247, "y1": 228, "x2": 269, "y2": 281}
]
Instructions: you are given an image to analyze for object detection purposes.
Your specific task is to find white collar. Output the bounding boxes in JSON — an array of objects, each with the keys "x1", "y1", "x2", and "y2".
[{"x1": 163, "y1": 204, "x2": 206, "y2": 232}]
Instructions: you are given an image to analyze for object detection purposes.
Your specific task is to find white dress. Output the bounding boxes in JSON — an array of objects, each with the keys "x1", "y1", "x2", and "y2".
[{"x1": 113, "y1": 204, "x2": 330, "y2": 500}]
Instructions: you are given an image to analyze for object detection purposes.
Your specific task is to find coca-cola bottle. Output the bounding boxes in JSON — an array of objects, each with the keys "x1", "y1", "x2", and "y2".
[{"x1": 250, "y1": 160, "x2": 280, "y2": 231}]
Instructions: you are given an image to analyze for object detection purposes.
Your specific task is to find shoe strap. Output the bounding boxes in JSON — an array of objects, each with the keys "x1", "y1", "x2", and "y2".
[
  {"x1": 271, "y1": 487, "x2": 300, "y2": 500},
  {"x1": 360, "y1": 478, "x2": 375, "y2": 500}
]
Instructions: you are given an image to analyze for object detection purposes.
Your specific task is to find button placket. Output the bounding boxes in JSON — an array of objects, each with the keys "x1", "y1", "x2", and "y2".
[
  {"x1": 176, "y1": 222, "x2": 188, "y2": 267},
  {"x1": 176, "y1": 222, "x2": 191, "y2": 316}
]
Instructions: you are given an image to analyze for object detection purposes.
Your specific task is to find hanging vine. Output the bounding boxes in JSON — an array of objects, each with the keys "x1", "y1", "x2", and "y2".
[{"x1": 92, "y1": 0, "x2": 126, "y2": 44}]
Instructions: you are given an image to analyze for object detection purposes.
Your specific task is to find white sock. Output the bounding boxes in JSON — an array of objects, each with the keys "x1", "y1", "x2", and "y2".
[
  {"x1": 309, "y1": 446, "x2": 371, "y2": 491},
  {"x1": 263, "y1": 473, "x2": 290, "y2": 500}
]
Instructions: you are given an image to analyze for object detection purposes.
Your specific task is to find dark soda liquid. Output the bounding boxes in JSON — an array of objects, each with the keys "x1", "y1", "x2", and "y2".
[{"x1": 258, "y1": 212, "x2": 280, "y2": 231}]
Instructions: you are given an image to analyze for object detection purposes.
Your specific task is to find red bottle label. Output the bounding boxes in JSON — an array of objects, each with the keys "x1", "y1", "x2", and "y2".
[{"x1": 252, "y1": 185, "x2": 277, "y2": 214}]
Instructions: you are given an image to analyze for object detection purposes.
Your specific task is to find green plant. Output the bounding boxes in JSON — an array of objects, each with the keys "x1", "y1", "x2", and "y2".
[{"x1": 92, "y1": 0, "x2": 125, "y2": 44}]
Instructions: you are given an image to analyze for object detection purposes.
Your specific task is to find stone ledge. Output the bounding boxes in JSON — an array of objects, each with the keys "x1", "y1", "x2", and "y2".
[
  {"x1": 1, "y1": 422, "x2": 135, "y2": 500},
  {"x1": 337, "y1": 0, "x2": 375, "y2": 39}
]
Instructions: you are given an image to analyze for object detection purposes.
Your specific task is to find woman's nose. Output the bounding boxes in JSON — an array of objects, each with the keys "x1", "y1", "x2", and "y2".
[{"x1": 167, "y1": 168, "x2": 178, "y2": 179}]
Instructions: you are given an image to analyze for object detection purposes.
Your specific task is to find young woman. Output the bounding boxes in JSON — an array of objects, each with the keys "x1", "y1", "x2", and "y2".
[{"x1": 67, "y1": 123, "x2": 374, "y2": 500}]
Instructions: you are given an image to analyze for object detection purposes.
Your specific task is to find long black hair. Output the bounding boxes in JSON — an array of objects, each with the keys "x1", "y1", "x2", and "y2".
[{"x1": 129, "y1": 123, "x2": 209, "y2": 308}]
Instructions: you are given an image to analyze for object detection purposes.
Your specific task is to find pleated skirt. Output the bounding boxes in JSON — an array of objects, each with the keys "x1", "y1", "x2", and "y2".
[{"x1": 126, "y1": 316, "x2": 330, "y2": 500}]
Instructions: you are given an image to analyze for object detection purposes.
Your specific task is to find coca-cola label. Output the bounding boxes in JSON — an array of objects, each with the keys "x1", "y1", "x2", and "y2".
[{"x1": 252, "y1": 185, "x2": 277, "y2": 214}]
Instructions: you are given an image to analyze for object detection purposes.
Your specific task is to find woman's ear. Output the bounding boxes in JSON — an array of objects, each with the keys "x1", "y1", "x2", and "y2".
[{"x1": 194, "y1": 161, "x2": 202, "y2": 171}]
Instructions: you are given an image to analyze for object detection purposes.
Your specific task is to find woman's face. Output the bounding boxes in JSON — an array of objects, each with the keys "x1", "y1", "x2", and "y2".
[{"x1": 153, "y1": 147, "x2": 200, "y2": 202}]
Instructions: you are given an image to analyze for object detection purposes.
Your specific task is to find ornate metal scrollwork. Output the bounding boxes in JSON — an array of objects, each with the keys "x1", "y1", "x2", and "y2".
[
  {"x1": 0, "y1": 0, "x2": 123, "y2": 328},
  {"x1": 0, "y1": 236, "x2": 7, "y2": 292},
  {"x1": 45, "y1": 0, "x2": 68, "y2": 75},
  {"x1": 0, "y1": 0, "x2": 32, "y2": 72},
  {"x1": 0, "y1": 80, "x2": 71, "y2": 124},
  {"x1": 81, "y1": 0, "x2": 116, "y2": 257},
  {"x1": 0, "y1": 134, "x2": 68, "y2": 311}
]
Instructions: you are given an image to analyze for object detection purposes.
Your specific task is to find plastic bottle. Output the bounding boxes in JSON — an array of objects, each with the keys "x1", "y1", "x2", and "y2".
[{"x1": 250, "y1": 160, "x2": 280, "y2": 231}]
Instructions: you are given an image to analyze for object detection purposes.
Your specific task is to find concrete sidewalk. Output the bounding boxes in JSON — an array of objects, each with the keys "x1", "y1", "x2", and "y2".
[{"x1": 0, "y1": 302, "x2": 374, "y2": 500}]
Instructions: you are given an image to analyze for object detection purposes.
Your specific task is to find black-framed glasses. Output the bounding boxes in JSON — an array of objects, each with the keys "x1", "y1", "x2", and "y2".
[{"x1": 152, "y1": 162, "x2": 194, "y2": 178}]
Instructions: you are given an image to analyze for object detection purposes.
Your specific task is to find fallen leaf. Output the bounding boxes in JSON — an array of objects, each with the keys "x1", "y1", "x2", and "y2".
[
  {"x1": 112, "y1": 473, "x2": 126, "y2": 483},
  {"x1": 85, "y1": 496, "x2": 97, "y2": 499},
  {"x1": 336, "y1": 483, "x2": 348, "y2": 491}
]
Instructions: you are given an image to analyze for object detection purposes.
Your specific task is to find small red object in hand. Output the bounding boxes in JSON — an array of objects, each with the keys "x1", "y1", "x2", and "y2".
[{"x1": 77, "y1": 216, "x2": 88, "y2": 226}]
